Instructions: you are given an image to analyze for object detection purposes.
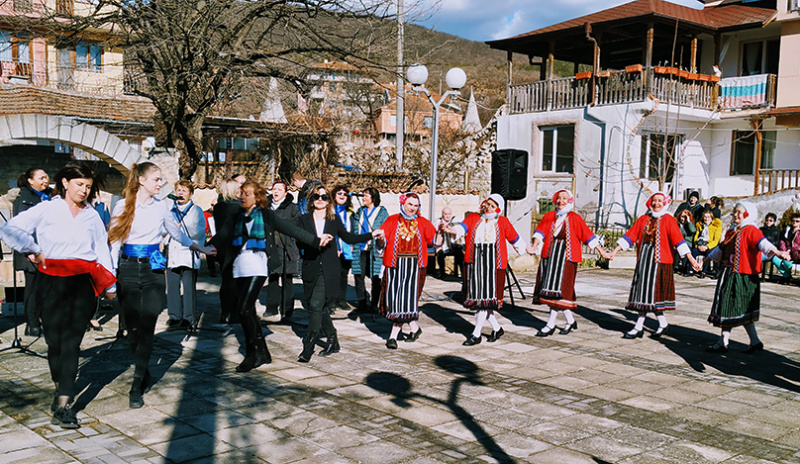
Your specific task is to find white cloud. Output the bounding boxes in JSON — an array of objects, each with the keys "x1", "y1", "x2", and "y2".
[{"x1": 490, "y1": 10, "x2": 527, "y2": 41}]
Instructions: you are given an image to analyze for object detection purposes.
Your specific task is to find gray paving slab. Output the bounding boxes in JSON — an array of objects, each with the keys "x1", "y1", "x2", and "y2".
[{"x1": 2, "y1": 268, "x2": 800, "y2": 463}]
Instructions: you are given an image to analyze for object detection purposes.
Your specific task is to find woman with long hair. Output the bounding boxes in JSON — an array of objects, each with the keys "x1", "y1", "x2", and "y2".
[
  {"x1": 377, "y1": 192, "x2": 436, "y2": 349},
  {"x1": 296, "y1": 185, "x2": 378, "y2": 362},
  {"x1": 13, "y1": 167, "x2": 53, "y2": 337},
  {"x1": 530, "y1": 190, "x2": 610, "y2": 337},
  {"x1": 331, "y1": 184, "x2": 356, "y2": 311},
  {"x1": 706, "y1": 203, "x2": 790, "y2": 353},
  {"x1": 609, "y1": 192, "x2": 701, "y2": 339},
  {"x1": 351, "y1": 187, "x2": 388, "y2": 313},
  {"x1": 0, "y1": 161, "x2": 115, "y2": 429},
  {"x1": 108, "y1": 162, "x2": 212, "y2": 409},
  {"x1": 211, "y1": 181, "x2": 328, "y2": 372},
  {"x1": 213, "y1": 179, "x2": 244, "y2": 323}
]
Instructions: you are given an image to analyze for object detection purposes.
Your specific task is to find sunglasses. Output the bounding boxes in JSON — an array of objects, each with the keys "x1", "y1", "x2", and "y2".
[
  {"x1": 311, "y1": 194, "x2": 330, "y2": 201},
  {"x1": 336, "y1": 192, "x2": 347, "y2": 197}
]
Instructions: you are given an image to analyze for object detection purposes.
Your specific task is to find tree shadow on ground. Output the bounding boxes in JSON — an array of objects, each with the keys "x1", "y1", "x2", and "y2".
[{"x1": 366, "y1": 355, "x2": 518, "y2": 464}]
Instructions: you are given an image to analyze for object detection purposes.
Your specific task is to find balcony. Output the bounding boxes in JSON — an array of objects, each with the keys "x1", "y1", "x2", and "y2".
[
  {"x1": 756, "y1": 169, "x2": 800, "y2": 195},
  {"x1": 0, "y1": 60, "x2": 33, "y2": 83},
  {"x1": 508, "y1": 65, "x2": 776, "y2": 115}
]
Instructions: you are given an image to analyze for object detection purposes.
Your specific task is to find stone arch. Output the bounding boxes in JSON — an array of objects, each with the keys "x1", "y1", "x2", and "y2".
[{"x1": 0, "y1": 114, "x2": 143, "y2": 175}]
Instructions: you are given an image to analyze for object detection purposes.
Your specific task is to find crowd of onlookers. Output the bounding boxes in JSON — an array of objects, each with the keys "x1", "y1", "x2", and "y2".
[{"x1": 673, "y1": 191, "x2": 800, "y2": 284}]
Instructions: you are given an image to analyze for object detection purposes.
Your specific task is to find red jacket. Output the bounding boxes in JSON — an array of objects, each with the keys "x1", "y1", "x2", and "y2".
[
  {"x1": 380, "y1": 214, "x2": 436, "y2": 268},
  {"x1": 621, "y1": 214, "x2": 686, "y2": 264},
  {"x1": 458, "y1": 214, "x2": 520, "y2": 269},
  {"x1": 722, "y1": 225, "x2": 768, "y2": 274},
  {"x1": 534, "y1": 211, "x2": 597, "y2": 263}
]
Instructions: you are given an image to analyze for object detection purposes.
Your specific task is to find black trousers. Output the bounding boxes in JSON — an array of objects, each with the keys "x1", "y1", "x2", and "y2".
[
  {"x1": 435, "y1": 245, "x2": 464, "y2": 276},
  {"x1": 353, "y1": 251, "x2": 381, "y2": 309},
  {"x1": 235, "y1": 276, "x2": 269, "y2": 355},
  {"x1": 301, "y1": 270, "x2": 336, "y2": 358},
  {"x1": 219, "y1": 265, "x2": 238, "y2": 322},
  {"x1": 267, "y1": 273, "x2": 295, "y2": 318},
  {"x1": 117, "y1": 260, "x2": 166, "y2": 380},
  {"x1": 23, "y1": 269, "x2": 41, "y2": 328},
  {"x1": 35, "y1": 273, "x2": 95, "y2": 398}
]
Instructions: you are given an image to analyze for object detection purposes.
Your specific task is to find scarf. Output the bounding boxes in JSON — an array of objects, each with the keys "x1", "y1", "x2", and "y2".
[
  {"x1": 360, "y1": 206, "x2": 377, "y2": 250},
  {"x1": 335, "y1": 204, "x2": 353, "y2": 260},
  {"x1": 553, "y1": 189, "x2": 574, "y2": 233},
  {"x1": 233, "y1": 206, "x2": 266, "y2": 251},
  {"x1": 646, "y1": 191, "x2": 671, "y2": 218},
  {"x1": 33, "y1": 188, "x2": 51, "y2": 202}
]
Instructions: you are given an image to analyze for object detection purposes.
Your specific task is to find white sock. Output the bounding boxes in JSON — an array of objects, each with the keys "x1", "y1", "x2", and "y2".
[
  {"x1": 409, "y1": 321, "x2": 420, "y2": 332},
  {"x1": 487, "y1": 313, "x2": 501, "y2": 331},
  {"x1": 389, "y1": 324, "x2": 402, "y2": 340},
  {"x1": 633, "y1": 314, "x2": 646, "y2": 331},
  {"x1": 563, "y1": 310, "x2": 575, "y2": 325},
  {"x1": 744, "y1": 323, "x2": 760, "y2": 345},
  {"x1": 656, "y1": 313, "x2": 667, "y2": 329},
  {"x1": 473, "y1": 311, "x2": 487, "y2": 337},
  {"x1": 546, "y1": 310, "x2": 558, "y2": 329},
  {"x1": 722, "y1": 330, "x2": 731, "y2": 347}
]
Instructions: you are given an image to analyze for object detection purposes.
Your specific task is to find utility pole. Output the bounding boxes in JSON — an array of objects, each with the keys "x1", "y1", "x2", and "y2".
[{"x1": 396, "y1": 0, "x2": 405, "y2": 170}]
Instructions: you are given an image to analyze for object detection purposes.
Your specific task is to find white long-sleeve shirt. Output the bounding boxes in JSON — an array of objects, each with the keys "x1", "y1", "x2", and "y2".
[
  {"x1": 109, "y1": 197, "x2": 194, "y2": 270},
  {"x1": 0, "y1": 196, "x2": 114, "y2": 282},
  {"x1": 167, "y1": 200, "x2": 206, "y2": 270}
]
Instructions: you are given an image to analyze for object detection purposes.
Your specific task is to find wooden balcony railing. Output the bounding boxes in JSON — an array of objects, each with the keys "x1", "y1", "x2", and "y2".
[
  {"x1": 756, "y1": 169, "x2": 800, "y2": 195},
  {"x1": 56, "y1": 0, "x2": 74, "y2": 16},
  {"x1": 1, "y1": 60, "x2": 33, "y2": 79},
  {"x1": 508, "y1": 67, "x2": 779, "y2": 115}
]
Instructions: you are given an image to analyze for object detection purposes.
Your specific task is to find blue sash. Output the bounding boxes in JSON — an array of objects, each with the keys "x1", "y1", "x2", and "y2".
[{"x1": 122, "y1": 244, "x2": 166, "y2": 271}]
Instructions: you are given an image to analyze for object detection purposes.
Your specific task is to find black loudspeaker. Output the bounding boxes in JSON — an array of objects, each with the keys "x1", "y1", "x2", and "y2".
[{"x1": 491, "y1": 149, "x2": 528, "y2": 201}]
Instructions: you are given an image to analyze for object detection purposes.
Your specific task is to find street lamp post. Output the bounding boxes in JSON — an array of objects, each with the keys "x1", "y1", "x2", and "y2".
[{"x1": 407, "y1": 64, "x2": 466, "y2": 221}]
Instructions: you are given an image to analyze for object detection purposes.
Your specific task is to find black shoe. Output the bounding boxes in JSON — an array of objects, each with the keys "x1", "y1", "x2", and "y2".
[
  {"x1": 559, "y1": 322, "x2": 577, "y2": 335},
  {"x1": 50, "y1": 394, "x2": 59, "y2": 413},
  {"x1": 743, "y1": 342, "x2": 764, "y2": 354},
  {"x1": 536, "y1": 326, "x2": 554, "y2": 337},
  {"x1": 297, "y1": 353, "x2": 311, "y2": 363},
  {"x1": 406, "y1": 328, "x2": 422, "y2": 342},
  {"x1": 705, "y1": 344, "x2": 728, "y2": 353},
  {"x1": 650, "y1": 325, "x2": 669, "y2": 339},
  {"x1": 462, "y1": 335, "x2": 482, "y2": 346},
  {"x1": 622, "y1": 329, "x2": 644, "y2": 339},
  {"x1": 319, "y1": 338, "x2": 340, "y2": 357},
  {"x1": 487, "y1": 327, "x2": 505, "y2": 342},
  {"x1": 180, "y1": 319, "x2": 192, "y2": 328},
  {"x1": 25, "y1": 325, "x2": 41, "y2": 337},
  {"x1": 166, "y1": 318, "x2": 181, "y2": 328},
  {"x1": 52, "y1": 406, "x2": 79, "y2": 429},
  {"x1": 236, "y1": 350, "x2": 270, "y2": 372},
  {"x1": 386, "y1": 338, "x2": 398, "y2": 349},
  {"x1": 129, "y1": 388, "x2": 144, "y2": 409}
]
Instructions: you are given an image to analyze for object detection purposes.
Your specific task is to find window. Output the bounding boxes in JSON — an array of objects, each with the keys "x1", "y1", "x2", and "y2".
[
  {"x1": 640, "y1": 133, "x2": 682, "y2": 182},
  {"x1": 0, "y1": 31, "x2": 10, "y2": 62},
  {"x1": 541, "y1": 125, "x2": 574, "y2": 173},
  {"x1": 731, "y1": 130, "x2": 776, "y2": 175},
  {"x1": 390, "y1": 114, "x2": 396, "y2": 127},
  {"x1": 76, "y1": 42, "x2": 102, "y2": 71},
  {"x1": 741, "y1": 40, "x2": 779, "y2": 76}
]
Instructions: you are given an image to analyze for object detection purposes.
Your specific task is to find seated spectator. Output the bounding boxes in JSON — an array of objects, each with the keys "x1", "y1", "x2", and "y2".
[
  {"x1": 704, "y1": 196, "x2": 723, "y2": 220},
  {"x1": 781, "y1": 212, "x2": 800, "y2": 262},
  {"x1": 761, "y1": 212, "x2": 793, "y2": 282},
  {"x1": 432, "y1": 207, "x2": 464, "y2": 279},
  {"x1": 691, "y1": 210, "x2": 722, "y2": 278},
  {"x1": 675, "y1": 191, "x2": 704, "y2": 224},
  {"x1": 676, "y1": 210, "x2": 696, "y2": 276}
]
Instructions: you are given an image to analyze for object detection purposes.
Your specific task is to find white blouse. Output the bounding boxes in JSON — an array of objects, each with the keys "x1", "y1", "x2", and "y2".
[
  {"x1": 232, "y1": 216, "x2": 268, "y2": 278},
  {"x1": 0, "y1": 197, "x2": 114, "y2": 278},
  {"x1": 109, "y1": 197, "x2": 194, "y2": 270}
]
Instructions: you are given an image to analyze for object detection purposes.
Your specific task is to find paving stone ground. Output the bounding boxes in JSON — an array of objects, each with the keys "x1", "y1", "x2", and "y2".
[{"x1": 2, "y1": 267, "x2": 800, "y2": 463}]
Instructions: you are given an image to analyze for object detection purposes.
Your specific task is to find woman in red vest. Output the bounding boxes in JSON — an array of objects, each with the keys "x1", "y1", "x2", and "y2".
[
  {"x1": 706, "y1": 202, "x2": 790, "y2": 353},
  {"x1": 377, "y1": 193, "x2": 436, "y2": 349},
  {"x1": 609, "y1": 191, "x2": 701, "y2": 339},
  {"x1": 448, "y1": 194, "x2": 529, "y2": 345},
  {"x1": 530, "y1": 190, "x2": 611, "y2": 336}
]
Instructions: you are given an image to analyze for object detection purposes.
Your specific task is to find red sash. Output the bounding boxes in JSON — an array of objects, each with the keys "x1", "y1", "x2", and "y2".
[{"x1": 38, "y1": 259, "x2": 117, "y2": 297}]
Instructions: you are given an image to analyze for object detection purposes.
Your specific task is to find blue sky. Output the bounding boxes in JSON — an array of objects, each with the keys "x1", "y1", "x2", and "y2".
[{"x1": 415, "y1": 0, "x2": 704, "y2": 42}]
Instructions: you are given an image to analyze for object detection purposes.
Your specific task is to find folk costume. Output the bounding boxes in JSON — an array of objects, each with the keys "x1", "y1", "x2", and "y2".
[
  {"x1": 707, "y1": 202, "x2": 780, "y2": 353},
  {"x1": 0, "y1": 195, "x2": 115, "y2": 428},
  {"x1": 616, "y1": 192, "x2": 693, "y2": 339},
  {"x1": 532, "y1": 190, "x2": 600, "y2": 336},
  {"x1": 378, "y1": 193, "x2": 436, "y2": 348},
  {"x1": 453, "y1": 193, "x2": 526, "y2": 345}
]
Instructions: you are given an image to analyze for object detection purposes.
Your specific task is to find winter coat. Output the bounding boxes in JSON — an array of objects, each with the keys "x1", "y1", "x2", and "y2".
[
  {"x1": 12, "y1": 185, "x2": 51, "y2": 272},
  {"x1": 693, "y1": 218, "x2": 722, "y2": 250},
  {"x1": 167, "y1": 201, "x2": 206, "y2": 269},
  {"x1": 780, "y1": 227, "x2": 800, "y2": 262},
  {"x1": 266, "y1": 193, "x2": 301, "y2": 275},
  {"x1": 350, "y1": 205, "x2": 388, "y2": 277}
]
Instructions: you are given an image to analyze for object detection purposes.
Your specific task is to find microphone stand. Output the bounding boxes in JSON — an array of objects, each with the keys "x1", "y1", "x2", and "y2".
[
  {"x1": 0, "y1": 209, "x2": 46, "y2": 358},
  {"x1": 501, "y1": 198, "x2": 525, "y2": 307}
]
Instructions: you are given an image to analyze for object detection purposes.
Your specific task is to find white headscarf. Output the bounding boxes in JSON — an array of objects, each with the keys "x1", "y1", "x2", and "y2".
[
  {"x1": 731, "y1": 201, "x2": 758, "y2": 230},
  {"x1": 481, "y1": 194, "x2": 504, "y2": 221},
  {"x1": 646, "y1": 191, "x2": 672, "y2": 218},
  {"x1": 553, "y1": 189, "x2": 574, "y2": 217}
]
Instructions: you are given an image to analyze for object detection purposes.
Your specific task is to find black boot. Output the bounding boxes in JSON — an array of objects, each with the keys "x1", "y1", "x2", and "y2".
[
  {"x1": 319, "y1": 333, "x2": 340, "y2": 357},
  {"x1": 129, "y1": 376, "x2": 145, "y2": 409},
  {"x1": 298, "y1": 330, "x2": 319, "y2": 362}
]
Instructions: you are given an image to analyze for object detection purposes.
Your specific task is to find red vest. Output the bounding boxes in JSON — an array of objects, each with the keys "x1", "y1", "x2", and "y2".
[
  {"x1": 379, "y1": 214, "x2": 436, "y2": 268},
  {"x1": 723, "y1": 225, "x2": 766, "y2": 274},
  {"x1": 460, "y1": 214, "x2": 520, "y2": 269},
  {"x1": 535, "y1": 211, "x2": 595, "y2": 263}
]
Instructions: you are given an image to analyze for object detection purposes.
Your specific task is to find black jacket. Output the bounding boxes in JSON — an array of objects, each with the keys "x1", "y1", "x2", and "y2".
[
  {"x1": 297, "y1": 213, "x2": 371, "y2": 299},
  {"x1": 211, "y1": 199, "x2": 242, "y2": 260},
  {"x1": 210, "y1": 206, "x2": 320, "y2": 274},
  {"x1": 266, "y1": 193, "x2": 301, "y2": 275},
  {"x1": 760, "y1": 224, "x2": 782, "y2": 246},
  {"x1": 12, "y1": 185, "x2": 50, "y2": 272}
]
